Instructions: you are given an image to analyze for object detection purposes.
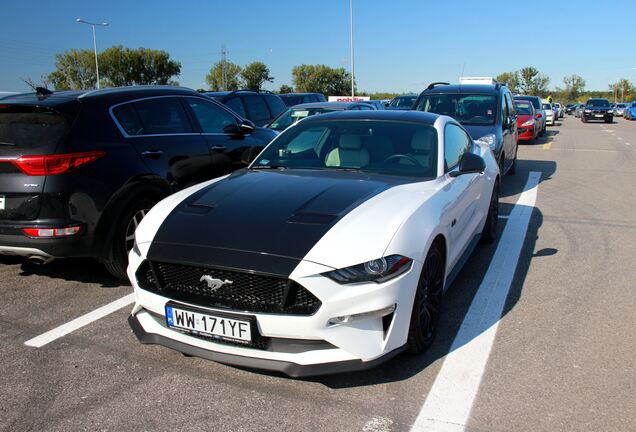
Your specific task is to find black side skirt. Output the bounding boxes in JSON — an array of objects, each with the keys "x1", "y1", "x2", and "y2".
[{"x1": 128, "y1": 314, "x2": 405, "y2": 378}]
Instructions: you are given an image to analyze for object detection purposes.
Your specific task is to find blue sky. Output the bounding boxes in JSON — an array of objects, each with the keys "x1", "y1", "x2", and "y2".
[{"x1": 1, "y1": 0, "x2": 634, "y2": 93}]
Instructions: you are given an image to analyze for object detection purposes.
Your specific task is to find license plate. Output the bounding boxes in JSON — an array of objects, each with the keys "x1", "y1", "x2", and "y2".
[
  {"x1": 165, "y1": 303, "x2": 252, "y2": 343},
  {"x1": 595, "y1": 114, "x2": 604, "y2": 117},
  {"x1": 0, "y1": 195, "x2": 4, "y2": 210}
]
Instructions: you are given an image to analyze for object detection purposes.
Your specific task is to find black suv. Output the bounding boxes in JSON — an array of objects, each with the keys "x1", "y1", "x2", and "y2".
[
  {"x1": 0, "y1": 86, "x2": 277, "y2": 278},
  {"x1": 278, "y1": 92, "x2": 327, "y2": 107},
  {"x1": 582, "y1": 98, "x2": 613, "y2": 123},
  {"x1": 203, "y1": 90, "x2": 287, "y2": 127},
  {"x1": 412, "y1": 82, "x2": 518, "y2": 176}
]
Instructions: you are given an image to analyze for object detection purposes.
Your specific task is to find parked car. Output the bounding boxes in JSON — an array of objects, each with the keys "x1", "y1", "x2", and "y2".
[
  {"x1": 514, "y1": 95, "x2": 546, "y2": 135},
  {"x1": 543, "y1": 102, "x2": 556, "y2": 125},
  {"x1": 582, "y1": 98, "x2": 613, "y2": 123},
  {"x1": 574, "y1": 103, "x2": 586, "y2": 118},
  {"x1": 565, "y1": 104, "x2": 576, "y2": 115},
  {"x1": 362, "y1": 100, "x2": 386, "y2": 110},
  {"x1": 613, "y1": 103, "x2": 627, "y2": 117},
  {"x1": 386, "y1": 95, "x2": 418, "y2": 110},
  {"x1": 127, "y1": 110, "x2": 500, "y2": 377},
  {"x1": 278, "y1": 92, "x2": 327, "y2": 107},
  {"x1": 267, "y1": 101, "x2": 376, "y2": 131},
  {"x1": 0, "y1": 86, "x2": 277, "y2": 278},
  {"x1": 514, "y1": 99, "x2": 539, "y2": 143},
  {"x1": 624, "y1": 102, "x2": 636, "y2": 120},
  {"x1": 414, "y1": 81, "x2": 518, "y2": 175},
  {"x1": 203, "y1": 90, "x2": 287, "y2": 127},
  {"x1": 554, "y1": 103, "x2": 563, "y2": 118}
]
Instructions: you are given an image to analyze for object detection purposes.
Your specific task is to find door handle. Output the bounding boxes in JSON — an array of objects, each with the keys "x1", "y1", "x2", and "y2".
[
  {"x1": 141, "y1": 150, "x2": 164, "y2": 158},
  {"x1": 210, "y1": 145, "x2": 227, "y2": 152}
]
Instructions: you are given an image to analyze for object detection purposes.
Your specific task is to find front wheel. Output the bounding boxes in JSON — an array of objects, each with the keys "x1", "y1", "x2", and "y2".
[
  {"x1": 406, "y1": 241, "x2": 444, "y2": 354},
  {"x1": 104, "y1": 197, "x2": 156, "y2": 280},
  {"x1": 480, "y1": 181, "x2": 499, "y2": 244}
]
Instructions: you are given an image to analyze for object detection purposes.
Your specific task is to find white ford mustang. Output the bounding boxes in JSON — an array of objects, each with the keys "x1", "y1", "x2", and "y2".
[{"x1": 127, "y1": 110, "x2": 500, "y2": 377}]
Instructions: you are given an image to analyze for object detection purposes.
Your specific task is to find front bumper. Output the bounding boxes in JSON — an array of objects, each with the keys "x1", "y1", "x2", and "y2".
[
  {"x1": 517, "y1": 125, "x2": 536, "y2": 140},
  {"x1": 127, "y1": 250, "x2": 422, "y2": 376},
  {"x1": 583, "y1": 111, "x2": 613, "y2": 121}
]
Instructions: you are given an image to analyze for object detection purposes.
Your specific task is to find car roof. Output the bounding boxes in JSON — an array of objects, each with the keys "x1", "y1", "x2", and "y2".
[
  {"x1": 297, "y1": 109, "x2": 439, "y2": 125},
  {"x1": 421, "y1": 84, "x2": 501, "y2": 95},
  {"x1": 287, "y1": 102, "x2": 372, "y2": 109},
  {"x1": 280, "y1": 92, "x2": 322, "y2": 97},
  {"x1": 0, "y1": 86, "x2": 199, "y2": 106}
]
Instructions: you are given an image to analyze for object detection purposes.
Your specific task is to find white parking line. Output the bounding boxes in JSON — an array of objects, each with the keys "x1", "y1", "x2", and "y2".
[
  {"x1": 24, "y1": 293, "x2": 135, "y2": 348},
  {"x1": 411, "y1": 171, "x2": 541, "y2": 432}
]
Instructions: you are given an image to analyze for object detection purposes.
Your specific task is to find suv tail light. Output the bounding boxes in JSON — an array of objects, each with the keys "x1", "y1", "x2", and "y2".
[
  {"x1": 23, "y1": 225, "x2": 83, "y2": 238},
  {"x1": 12, "y1": 151, "x2": 105, "y2": 176}
]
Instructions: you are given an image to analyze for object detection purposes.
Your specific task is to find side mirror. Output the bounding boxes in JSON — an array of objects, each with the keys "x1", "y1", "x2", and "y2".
[
  {"x1": 223, "y1": 119, "x2": 256, "y2": 135},
  {"x1": 449, "y1": 152, "x2": 486, "y2": 177},
  {"x1": 241, "y1": 146, "x2": 264, "y2": 165}
]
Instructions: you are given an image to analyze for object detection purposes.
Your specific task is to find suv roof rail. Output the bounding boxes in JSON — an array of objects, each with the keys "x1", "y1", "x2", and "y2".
[
  {"x1": 426, "y1": 82, "x2": 450, "y2": 90},
  {"x1": 225, "y1": 89, "x2": 274, "y2": 96}
]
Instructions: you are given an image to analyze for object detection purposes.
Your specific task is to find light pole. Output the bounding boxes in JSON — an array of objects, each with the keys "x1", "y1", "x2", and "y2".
[
  {"x1": 76, "y1": 18, "x2": 109, "y2": 89},
  {"x1": 349, "y1": 0, "x2": 355, "y2": 98}
]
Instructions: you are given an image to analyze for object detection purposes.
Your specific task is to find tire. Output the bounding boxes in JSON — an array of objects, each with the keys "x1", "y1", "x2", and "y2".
[
  {"x1": 480, "y1": 180, "x2": 499, "y2": 244},
  {"x1": 406, "y1": 241, "x2": 444, "y2": 354},
  {"x1": 605, "y1": 118, "x2": 612, "y2": 124},
  {"x1": 582, "y1": 117, "x2": 587, "y2": 123},
  {"x1": 104, "y1": 197, "x2": 156, "y2": 280}
]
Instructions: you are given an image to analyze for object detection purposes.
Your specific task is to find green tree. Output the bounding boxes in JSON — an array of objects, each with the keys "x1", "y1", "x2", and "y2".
[
  {"x1": 291, "y1": 64, "x2": 352, "y2": 96},
  {"x1": 518, "y1": 66, "x2": 550, "y2": 96},
  {"x1": 496, "y1": 71, "x2": 520, "y2": 93},
  {"x1": 47, "y1": 49, "x2": 97, "y2": 90},
  {"x1": 206, "y1": 60, "x2": 242, "y2": 91},
  {"x1": 99, "y1": 46, "x2": 181, "y2": 86},
  {"x1": 560, "y1": 74, "x2": 586, "y2": 102},
  {"x1": 278, "y1": 84, "x2": 294, "y2": 94},
  {"x1": 240, "y1": 61, "x2": 274, "y2": 90},
  {"x1": 609, "y1": 78, "x2": 634, "y2": 102}
]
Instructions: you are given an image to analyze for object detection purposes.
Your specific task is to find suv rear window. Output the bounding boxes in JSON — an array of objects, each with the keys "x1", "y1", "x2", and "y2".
[
  {"x1": 0, "y1": 105, "x2": 68, "y2": 149},
  {"x1": 263, "y1": 95, "x2": 286, "y2": 117},
  {"x1": 244, "y1": 95, "x2": 271, "y2": 124}
]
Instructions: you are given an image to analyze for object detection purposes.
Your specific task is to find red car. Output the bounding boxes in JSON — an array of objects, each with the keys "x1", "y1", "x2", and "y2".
[{"x1": 514, "y1": 100, "x2": 538, "y2": 143}]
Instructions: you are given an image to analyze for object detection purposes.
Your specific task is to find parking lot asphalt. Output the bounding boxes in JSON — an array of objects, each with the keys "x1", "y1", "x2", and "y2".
[{"x1": 1, "y1": 116, "x2": 635, "y2": 432}]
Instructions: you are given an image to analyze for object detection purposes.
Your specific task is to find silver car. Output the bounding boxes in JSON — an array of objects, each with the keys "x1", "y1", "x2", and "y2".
[
  {"x1": 543, "y1": 103, "x2": 556, "y2": 125},
  {"x1": 613, "y1": 103, "x2": 627, "y2": 117}
]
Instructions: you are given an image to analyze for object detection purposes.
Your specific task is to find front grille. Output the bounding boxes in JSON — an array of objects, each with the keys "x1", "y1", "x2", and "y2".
[{"x1": 137, "y1": 260, "x2": 321, "y2": 316}]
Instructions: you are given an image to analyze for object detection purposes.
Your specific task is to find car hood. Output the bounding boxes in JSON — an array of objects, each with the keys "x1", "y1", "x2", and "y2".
[
  {"x1": 147, "y1": 169, "x2": 419, "y2": 276},
  {"x1": 516, "y1": 114, "x2": 534, "y2": 123},
  {"x1": 462, "y1": 124, "x2": 496, "y2": 140}
]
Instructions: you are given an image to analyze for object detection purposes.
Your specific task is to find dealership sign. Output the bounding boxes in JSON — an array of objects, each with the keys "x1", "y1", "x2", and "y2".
[{"x1": 328, "y1": 96, "x2": 370, "y2": 102}]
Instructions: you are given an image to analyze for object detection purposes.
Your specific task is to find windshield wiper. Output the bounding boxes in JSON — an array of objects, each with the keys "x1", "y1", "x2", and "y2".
[{"x1": 0, "y1": 142, "x2": 16, "y2": 146}]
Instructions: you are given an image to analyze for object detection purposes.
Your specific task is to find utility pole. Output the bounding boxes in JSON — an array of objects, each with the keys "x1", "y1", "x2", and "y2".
[
  {"x1": 621, "y1": 82, "x2": 624, "y2": 103},
  {"x1": 220, "y1": 45, "x2": 228, "y2": 91},
  {"x1": 349, "y1": 0, "x2": 355, "y2": 98}
]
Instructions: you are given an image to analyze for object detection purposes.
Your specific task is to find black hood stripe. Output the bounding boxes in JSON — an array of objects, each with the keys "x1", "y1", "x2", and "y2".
[{"x1": 148, "y1": 169, "x2": 416, "y2": 277}]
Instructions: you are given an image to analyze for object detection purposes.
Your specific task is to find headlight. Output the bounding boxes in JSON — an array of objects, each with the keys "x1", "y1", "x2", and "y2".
[
  {"x1": 521, "y1": 119, "x2": 535, "y2": 127},
  {"x1": 323, "y1": 255, "x2": 413, "y2": 284},
  {"x1": 475, "y1": 133, "x2": 497, "y2": 151},
  {"x1": 584, "y1": 109, "x2": 591, "y2": 113}
]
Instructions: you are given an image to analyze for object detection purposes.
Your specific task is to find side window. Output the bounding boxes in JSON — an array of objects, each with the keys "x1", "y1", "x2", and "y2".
[
  {"x1": 185, "y1": 97, "x2": 237, "y2": 133},
  {"x1": 444, "y1": 123, "x2": 471, "y2": 171},
  {"x1": 244, "y1": 95, "x2": 271, "y2": 124},
  {"x1": 500, "y1": 94, "x2": 509, "y2": 125},
  {"x1": 132, "y1": 97, "x2": 193, "y2": 135},
  {"x1": 264, "y1": 94, "x2": 286, "y2": 117},
  {"x1": 505, "y1": 92, "x2": 516, "y2": 116},
  {"x1": 224, "y1": 97, "x2": 246, "y2": 118},
  {"x1": 112, "y1": 103, "x2": 144, "y2": 136},
  {"x1": 302, "y1": 95, "x2": 314, "y2": 104}
]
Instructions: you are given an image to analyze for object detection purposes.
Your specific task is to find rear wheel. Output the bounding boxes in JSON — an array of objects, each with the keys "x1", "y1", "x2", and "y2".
[
  {"x1": 480, "y1": 180, "x2": 499, "y2": 244},
  {"x1": 104, "y1": 197, "x2": 156, "y2": 280},
  {"x1": 406, "y1": 241, "x2": 444, "y2": 354}
]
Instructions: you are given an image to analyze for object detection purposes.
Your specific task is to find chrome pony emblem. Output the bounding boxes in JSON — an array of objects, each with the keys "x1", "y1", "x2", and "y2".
[{"x1": 199, "y1": 275, "x2": 233, "y2": 291}]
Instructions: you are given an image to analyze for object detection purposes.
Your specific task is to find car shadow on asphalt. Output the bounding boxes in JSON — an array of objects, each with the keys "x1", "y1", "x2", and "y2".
[
  {"x1": 0, "y1": 255, "x2": 129, "y2": 288},
  {"x1": 307, "y1": 163, "x2": 556, "y2": 388}
]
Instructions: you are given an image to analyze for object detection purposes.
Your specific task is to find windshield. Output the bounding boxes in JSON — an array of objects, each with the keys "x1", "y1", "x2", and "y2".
[
  {"x1": 415, "y1": 93, "x2": 497, "y2": 125},
  {"x1": 253, "y1": 120, "x2": 438, "y2": 178},
  {"x1": 542, "y1": 104, "x2": 552, "y2": 110},
  {"x1": 515, "y1": 97, "x2": 541, "y2": 109},
  {"x1": 616, "y1": 104, "x2": 626, "y2": 108},
  {"x1": 389, "y1": 96, "x2": 417, "y2": 108},
  {"x1": 587, "y1": 99, "x2": 609, "y2": 107},
  {"x1": 514, "y1": 102, "x2": 533, "y2": 115},
  {"x1": 268, "y1": 107, "x2": 341, "y2": 131}
]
